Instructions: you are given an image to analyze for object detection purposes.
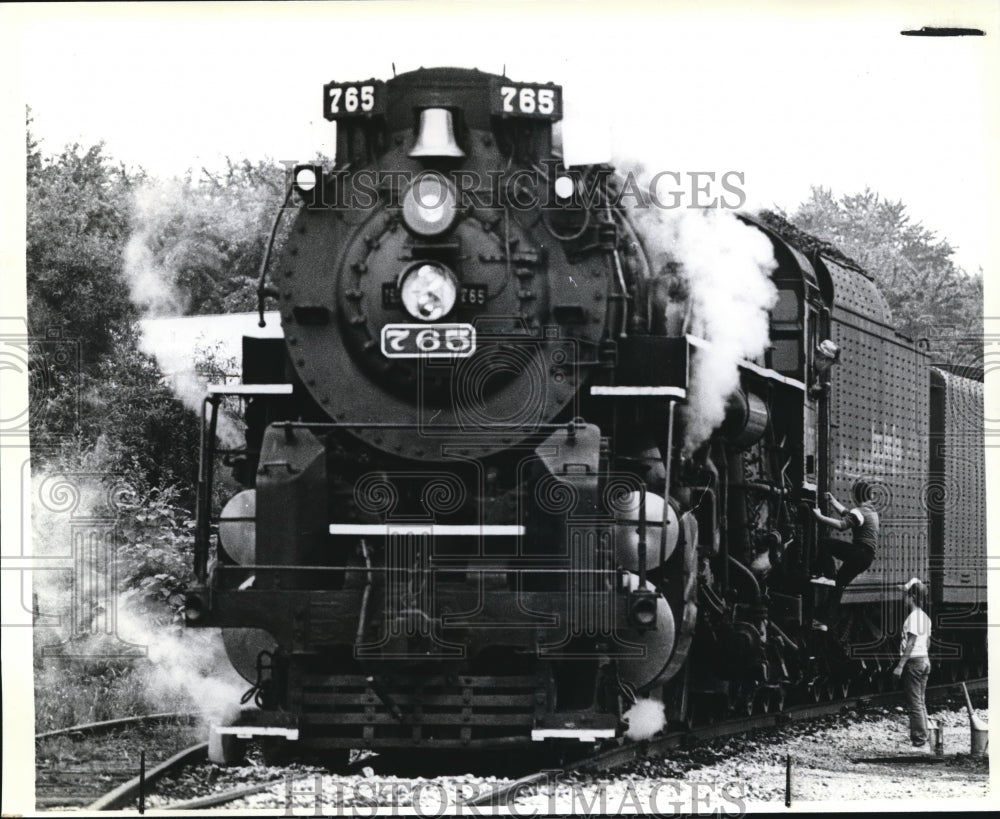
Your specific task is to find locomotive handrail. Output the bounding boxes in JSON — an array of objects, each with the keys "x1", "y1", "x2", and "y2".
[
  {"x1": 260, "y1": 420, "x2": 591, "y2": 432},
  {"x1": 216, "y1": 564, "x2": 620, "y2": 574},
  {"x1": 256, "y1": 185, "x2": 294, "y2": 328},
  {"x1": 194, "y1": 395, "x2": 221, "y2": 583},
  {"x1": 328, "y1": 523, "x2": 525, "y2": 536},
  {"x1": 686, "y1": 334, "x2": 806, "y2": 390}
]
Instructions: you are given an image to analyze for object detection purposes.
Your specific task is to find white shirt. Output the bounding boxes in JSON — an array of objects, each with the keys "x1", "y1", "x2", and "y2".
[{"x1": 901, "y1": 608, "x2": 931, "y2": 659}]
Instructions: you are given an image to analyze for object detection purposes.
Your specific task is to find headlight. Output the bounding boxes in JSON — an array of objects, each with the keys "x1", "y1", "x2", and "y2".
[
  {"x1": 399, "y1": 262, "x2": 458, "y2": 321},
  {"x1": 402, "y1": 172, "x2": 458, "y2": 236}
]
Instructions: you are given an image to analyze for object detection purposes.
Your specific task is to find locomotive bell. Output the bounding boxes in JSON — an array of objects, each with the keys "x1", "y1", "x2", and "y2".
[{"x1": 409, "y1": 108, "x2": 465, "y2": 158}]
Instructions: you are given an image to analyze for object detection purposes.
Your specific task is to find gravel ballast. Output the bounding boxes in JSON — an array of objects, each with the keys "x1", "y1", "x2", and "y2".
[{"x1": 197, "y1": 702, "x2": 988, "y2": 813}]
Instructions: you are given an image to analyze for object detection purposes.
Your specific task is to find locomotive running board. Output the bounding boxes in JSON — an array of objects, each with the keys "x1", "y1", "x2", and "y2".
[
  {"x1": 686, "y1": 334, "x2": 806, "y2": 390},
  {"x1": 590, "y1": 386, "x2": 687, "y2": 398},
  {"x1": 531, "y1": 728, "x2": 617, "y2": 742},
  {"x1": 329, "y1": 524, "x2": 524, "y2": 536},
  {"x1": 207, "y1": 383, "x2": 294, "y2": 395},
  {"x1": 214, "y1": 725, "x2": 300, "y2": 740}
]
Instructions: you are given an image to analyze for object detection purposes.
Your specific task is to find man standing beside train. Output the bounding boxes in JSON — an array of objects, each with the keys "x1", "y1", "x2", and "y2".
[
  {"x1": 810, "y1": 481, "x2": 880, "y2": 630},
  {"x1": 893, "y1": 577, "x2": 932, "y2": 751}
]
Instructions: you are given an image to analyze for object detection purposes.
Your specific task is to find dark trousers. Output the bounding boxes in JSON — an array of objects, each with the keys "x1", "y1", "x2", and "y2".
[
  {"x1": 902, "y1": 657, "x2": 931, "y2": 745},
  {"x1": 817, "y1": 538, "x2": 875, "y2": 619},
  {"x1": 819, "y1": 538, "x2": 876, "y2": 587}
]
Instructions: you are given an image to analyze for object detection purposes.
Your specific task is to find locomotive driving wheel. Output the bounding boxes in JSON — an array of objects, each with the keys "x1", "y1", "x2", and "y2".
[
  {"x1": 772, "y1": 685, "x2": 787, "y2": 713},
  {"x1": 753, "y1": 686, "x2": 776, "y2": 714},
  {"x1": 729, "y1": 681, "x2": 756, "y2": 716}
]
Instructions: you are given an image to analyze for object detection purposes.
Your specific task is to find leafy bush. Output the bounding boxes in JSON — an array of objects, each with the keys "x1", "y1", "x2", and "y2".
[
  {"x1": 26, "y1": 134, "x2": 138, "y2": 364},
  {"x1": 126, "y1": 158, "x2": 289, "y2": 316},
  {"x1": 33, "y1": 656, "x2": 200, "y2": 732},
  {"x1": 116, "y1": 486, "x2": 196, "y2": 628},
  {"x1": 27, "y1": 122, "x2": 283, "y2": 732}
]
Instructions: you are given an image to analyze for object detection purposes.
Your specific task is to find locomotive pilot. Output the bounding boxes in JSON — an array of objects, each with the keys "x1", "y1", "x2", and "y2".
[{"x1": 810, "y1": 481, "x2": 880, "y2": 630}]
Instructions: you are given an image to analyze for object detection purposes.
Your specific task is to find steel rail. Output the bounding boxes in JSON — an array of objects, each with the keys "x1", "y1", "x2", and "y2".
[
  {"x1": 87, "y1": 743, "x2": 207, "y2": 811},
  {"x1": 161, "y1": 779, "x2": 289, "y2": 811},
  {"x1": 162, "y1": 756, "x2": 372, "y2": 811},
  {"x1": 35, "y1": 712, "x2": 196, "y2": 741}
]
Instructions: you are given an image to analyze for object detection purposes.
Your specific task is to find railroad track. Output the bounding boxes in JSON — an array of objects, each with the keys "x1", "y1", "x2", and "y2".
[
  {"x1": 36, "y1": 712, "x2": 195, "y2": 740},
  {"x1": 463, "y1": 678, "x2": 989, "y2": 807},
  {"x1": 66, "y1": 679, "x2": 986, "y2": 811},
  {"x1": 34, "y1": 713, "x2": 198, "y2": 810},
  {"x1": 144, "y1": 755, "x2": 372, "y2": 811},
  {"x1": 86, "y1": 749, "x2": 367, "y2": 812}
]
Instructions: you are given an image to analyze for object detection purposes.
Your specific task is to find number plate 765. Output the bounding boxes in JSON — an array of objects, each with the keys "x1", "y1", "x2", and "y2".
[{"x1": 380, "y1": 323, "x2": 476, "y2": 358}]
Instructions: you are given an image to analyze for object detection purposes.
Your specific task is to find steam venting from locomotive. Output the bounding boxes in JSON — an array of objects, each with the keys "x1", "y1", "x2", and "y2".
[
  {"x1": 124, "y1": 182, "x2": 262, "y2": 447},
  {"x1": 623, "y1": 697, "x2": 667, "y2": 741},
  {"x1": 624, "y1": 186, "x2": 777, "y2": 454},
  {"x1": 124, "y1": 183, "x2": 197, "y2": 317},
  {"x1": 30, "y1": 469, "x2": 245, "y2": 729},
  {"x1": 670, "y1": 210, "x2": 777, "y2": 453}
]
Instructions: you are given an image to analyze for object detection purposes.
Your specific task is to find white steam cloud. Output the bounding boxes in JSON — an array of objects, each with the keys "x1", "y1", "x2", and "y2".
[
  {"x1": 124, "y1": 181, "x2": 250, "y2": 447},
  {"x1": 32, "y1": 468, "x2": 246, "y2": 729},
  {"x1": 117, "y1": 610, "x2": 245, "y2": 726},
  {"x1": 624, "y1": 177, "x2": 777, "y2": 454},
  {"x1": 137, "y1": 318, "x2": 244, "y2": 448},
  {"x1": 624, "y1": 697, "x2": 666, "y2": 741},
  {"x1": 123, "y1": 182, "x2": 193, "y2": 318},
  {"x1": 671, "y1": 209, "x2": 777, "y2": 453}
]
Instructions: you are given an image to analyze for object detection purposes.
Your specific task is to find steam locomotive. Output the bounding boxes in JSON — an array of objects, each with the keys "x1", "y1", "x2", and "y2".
[{"x1": 182, "y1": 67, "x2": 986, "y2": 763}]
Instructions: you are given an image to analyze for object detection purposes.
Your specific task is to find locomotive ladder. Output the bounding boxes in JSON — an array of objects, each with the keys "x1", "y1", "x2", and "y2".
[
  {"x1": 195, "y1": 383, "x2": 295, "y2": 582},
  {"x1": 589, "y1": 384, "x2": 686, "y2": 587}
]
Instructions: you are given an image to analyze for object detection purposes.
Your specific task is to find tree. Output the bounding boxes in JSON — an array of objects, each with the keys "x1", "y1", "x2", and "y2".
[
  {"x1": 126, "y1": 158, "x2": 288, "y2": 316},
  {"x1": 26, "y1": 137, "x2": 138, "y2": 361},
  {"x1": 25, "y1": 121, "x2": 201, "y2": 499},
  {"x1": 25, "y1": 122, "x2": 296, "y2": 497},
  {"x1": 777, "y1": 187, "x2": 983, "y2": 360}
]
